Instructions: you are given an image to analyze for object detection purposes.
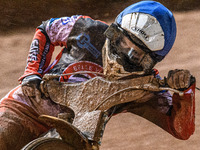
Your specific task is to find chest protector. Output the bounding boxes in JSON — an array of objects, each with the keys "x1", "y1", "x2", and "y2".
[{"x1": 49, "y1": 17, "x2": 108, "y2": 74}]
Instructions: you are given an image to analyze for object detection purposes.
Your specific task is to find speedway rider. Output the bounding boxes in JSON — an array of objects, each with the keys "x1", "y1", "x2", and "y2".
[{"x1": 0, "y1": 1, "x2": 196, "y2": 149}]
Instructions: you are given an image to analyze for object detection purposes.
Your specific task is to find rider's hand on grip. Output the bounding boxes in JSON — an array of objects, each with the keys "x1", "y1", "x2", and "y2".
[
  {"x1": 21, "y1": 75, "x2": 42, "y2": 101},
  {"x1": 167, "y1": 69, "x2": 192, "y2": 90}
]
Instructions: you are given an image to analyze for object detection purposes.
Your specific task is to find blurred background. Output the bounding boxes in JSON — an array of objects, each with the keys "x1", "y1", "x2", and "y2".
[
  {"x1": 0, "y1": 1, "x2": 200, "y2": 150},
  {"x1": 1, "y1": 0, "x2": 200, "y2": 33}
]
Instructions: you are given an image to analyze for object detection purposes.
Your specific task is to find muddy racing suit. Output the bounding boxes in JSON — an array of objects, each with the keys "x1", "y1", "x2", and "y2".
[{"x1": 0, "y1": 15, "x2": 195, "y2": 149}]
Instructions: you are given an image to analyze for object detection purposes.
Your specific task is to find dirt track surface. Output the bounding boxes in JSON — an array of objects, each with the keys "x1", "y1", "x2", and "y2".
[{"x1": 0, "y1": 10, "x2": 200, "y2": 150}]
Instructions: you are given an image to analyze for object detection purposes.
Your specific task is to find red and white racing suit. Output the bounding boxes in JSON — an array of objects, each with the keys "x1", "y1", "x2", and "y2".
[{"x1": 0, "y1": 15, "x2": 195, "y2": 149}]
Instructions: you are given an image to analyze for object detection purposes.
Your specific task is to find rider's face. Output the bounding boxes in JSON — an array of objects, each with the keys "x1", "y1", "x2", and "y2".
[{"x1": 118, "y1": 36, "x2": 146, "y2": 65}]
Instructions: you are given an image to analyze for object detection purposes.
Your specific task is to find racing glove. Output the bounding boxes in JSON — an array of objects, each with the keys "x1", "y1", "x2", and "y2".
[
  {"x1": 21, "y1": 75, "x2": 42, "y2": 99},
  {"x1": 167, "y1": 69, "x2": 192, "y2": 90}
]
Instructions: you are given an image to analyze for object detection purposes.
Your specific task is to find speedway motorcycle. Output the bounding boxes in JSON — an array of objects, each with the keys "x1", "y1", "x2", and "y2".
[
  {"x1": 21, "y1": 70, "x2": 184, "y2": 150},
  {"x1": 22, "y1": 40, "x2": 189, "y2": 150}
]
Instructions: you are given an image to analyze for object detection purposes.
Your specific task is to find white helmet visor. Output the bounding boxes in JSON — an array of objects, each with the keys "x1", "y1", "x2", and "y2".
[{"x1": 121, "y1": 13, "x2": 165, "y2": 51}]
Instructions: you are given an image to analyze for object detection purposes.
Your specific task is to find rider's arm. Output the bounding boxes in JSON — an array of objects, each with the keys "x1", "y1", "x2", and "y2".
[
  {"x1": 19, "y1": 15, "x2": 81, "y2": 81},
  {"x1": 117, "y1": 69, "x2": 195, "y2": 140},
  {"x1": 166, "y1": 82, "x2": 195, "y2": 140},
  {"x1": 125, "y1": 81, "x2": 195, "y2": 140}
]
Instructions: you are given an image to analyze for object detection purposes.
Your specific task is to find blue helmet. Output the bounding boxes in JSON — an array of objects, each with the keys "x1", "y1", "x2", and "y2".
[{"x1": 115, "y1": 1, "x2": 177, "y2": 61}]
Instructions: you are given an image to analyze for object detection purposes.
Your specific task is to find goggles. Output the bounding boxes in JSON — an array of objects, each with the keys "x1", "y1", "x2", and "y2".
[
  {"x1": 104, "y1": 23, "x2": 157, "y2": 73},
  {"x1": 104, "y1": 23, "x2": 151, "y2": 54}
]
